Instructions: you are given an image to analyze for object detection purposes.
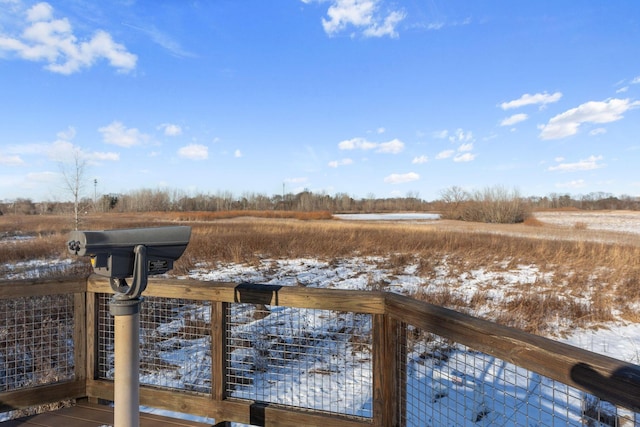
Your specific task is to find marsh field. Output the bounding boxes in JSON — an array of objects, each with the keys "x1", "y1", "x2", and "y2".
[{"x1": 1, "y1": 209, "x2": 640, "y2": 340}]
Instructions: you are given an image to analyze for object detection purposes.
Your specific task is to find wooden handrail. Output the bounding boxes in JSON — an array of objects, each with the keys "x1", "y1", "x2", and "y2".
[{"x1": 384, "y1": 292, "x2": 640, "y2": 412}]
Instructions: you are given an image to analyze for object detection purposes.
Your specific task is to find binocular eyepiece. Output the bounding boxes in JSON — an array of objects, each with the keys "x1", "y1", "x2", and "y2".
[{"x1": 67, "y1": 226, "x2": 191, "y2": 300}]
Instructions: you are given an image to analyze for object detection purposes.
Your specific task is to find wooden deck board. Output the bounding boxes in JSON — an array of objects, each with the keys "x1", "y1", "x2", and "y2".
[{"x1": 2, "y1": 402, "x2": 215, "y2": 427}]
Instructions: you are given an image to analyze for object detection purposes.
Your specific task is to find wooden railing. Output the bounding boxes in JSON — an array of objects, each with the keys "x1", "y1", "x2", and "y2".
[{"x1": 1, "y1": 275, "x2": 639, "y2": 426}]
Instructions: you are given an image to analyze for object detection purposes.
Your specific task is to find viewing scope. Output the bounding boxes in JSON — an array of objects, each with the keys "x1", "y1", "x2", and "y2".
[{"x1": 67, "y1": 226, "x2": 191, "y2": 299}]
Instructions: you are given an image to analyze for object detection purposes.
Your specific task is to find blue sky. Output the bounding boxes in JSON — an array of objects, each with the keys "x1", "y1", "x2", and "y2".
[{"x1": 1, "y1": 0, "x2": 639, "y2": 203}]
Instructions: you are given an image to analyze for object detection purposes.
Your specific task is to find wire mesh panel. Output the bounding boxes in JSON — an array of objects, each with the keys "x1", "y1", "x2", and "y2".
[
  {"x1": 0, "y1": 294, "x2": 75, "y2": 391},
  {"x1": 226, "y1": 303, "x2": 373, "y2": 418},
  {"x1": 97, "y1": 294, "x2": 212, "y2": 394},
  {"x1": 398, "y1": 324, "x2": 639, "y2": 426}
]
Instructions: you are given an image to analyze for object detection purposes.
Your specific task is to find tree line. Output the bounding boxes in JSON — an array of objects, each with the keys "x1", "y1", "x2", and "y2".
[{"x1": 2, "y1": 186, "x2": 640, "y2": 217}]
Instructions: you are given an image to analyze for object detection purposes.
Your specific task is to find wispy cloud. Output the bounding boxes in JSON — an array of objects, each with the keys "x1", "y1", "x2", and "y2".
[
  {"x1": 338, "y1": 137, "x2": 404, "y2": 154},
  {"x1": 500, "y1": 91, "x2": 562, "y2": 110},
  {"x1": 547, "y1": 155, "x2": 605, "y2": 172},
  {"x1": 0, "y1": 152, "x2": 24, "y2": 166},
  {"x1": 384, "y1": 172, "x2": 419, "y2": 184},
  {"x1": 158, "y1": 123, "x2": 182, "y2": 136},
  {"x1": 328, "y1": 158, "x2": 353, "y2": 168},
  {"x1": 48, "y1": 138, "x2": 118, "y2": 164},
  {"x1": 538, "y1": 98, "x2": 639, "y2": 140},
  {"x1": 123, "y1": 22, "x2": 196, "y2": 58},
  {"x1": 99, "y1": 121, "x2": 149, "y2": 147},
  {"x1": 421, "y1": 17, "x2": 471, "y2": 31},
  {"x1": 306, "y1": 0, "x2": 406, "y2": 38},
  {"x1": 435, "y1": 149, "x2": 454, "y2": 160},
  {"x1": 453, "y1": 152, "x2": 476, "y2": 162},
  {"x1": 555, "y1": 179, "x2": 586, "y2": 189},
  {"x1": 448, "y1": 128, "x2": 473, "y2": 143},
  {"x1": 412, "y1": 155, "x2": 428, "y2": 164},
  {"x1": 500, "y1": 113, "x2": 528, "y2": 127},
  {"x1": 0, "y1": 2, "x2": 137, "y2": 74},
  {"x1": 178, "y1": 144, "x2": 208, "y2": 160}
]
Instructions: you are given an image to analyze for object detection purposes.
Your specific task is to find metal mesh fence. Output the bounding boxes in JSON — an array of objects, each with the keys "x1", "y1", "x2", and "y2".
[
  {"x1": 226, "y1": 303, "x2": 373, "y2": 418},
  {"x1": 398, "y1": 324, "x2": 638, "y2": 427},
  {"x1": 0, "y1": 294, "x2": 75, "y2": 392},
  {"x1": 97, "y1": 294, "x2": 212, "y2": 394}
]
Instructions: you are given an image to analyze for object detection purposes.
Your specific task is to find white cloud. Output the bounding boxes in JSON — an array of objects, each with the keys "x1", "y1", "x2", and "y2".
[
  {"x1": 432, "y1": 130, "x2": 448, "y2": 139},
  {"x1": 448, "y1": 128, "x2": 473, "y2": 143},
  {"x1": 547, "y1": 155, "x2": 605, "y2": 172},
  {"x1": 338, "y1": 137, "x2": 377, "y2": 150},
  {"x1": 363, "y1": 10, "x2": 406, "y2": 38},
  {"x1": 589, "y1": 128, "x2": 607, "y2": 136},
  {"x1": 632, "y1": 76, "x2": 640, "y2": 85},
  {"x1": 500, "y1": 113, "x2": 528, "y2": 127},
  {"x1": 178, "y1": 144, "x2": 208, "y2": 160},
  {"x1": 328, "y1": 158, "x2": 353, "y2": 168},
  {"x1": 91, "y1": 151, "x2": 119, "y2": 161},
  {"x1": 234, "y1": 149, "x2": 242, "y2": 158},
  {"x1": 56, "y1": 126, "x2": 76, "y2": 140},
  {"x1": 538, "y1": 98, "x2": 639, "y2": 140},
  {"x1": 317, "y1": 0, "x2": 405, "y2": 38},
  {"x1": 556, "y1": 179, "x2": 586, "y2": 189},
  {"x1": 377, "y1": 138, "x2": 404, "y2": 153},
  {"x1": 158, "y1": 123, "x2": 182, "y2": 136},
  {"x1": 376, "y1": 127, "x2": 385, "y2": 134},
  {"x1": 99, "y1": 121, "x2": 148, "y2": 147},
  {"x1": 436, "y1": 149, "x2": 454, "y2": 160},
  {"x1": 453, "y1": 152, "x2": 476, "y2": 162},
  {"x1": 48, "y1": 139, "x2": 78, "y2": 161},
  {"x1": 0, "y1": 153, "x2": 24, "y2": 166},
  {"x1": 384, "y1": 172, "x2": 419, "y2": 184},
  {"x1": 412, "y1": 155, "x2": 428, "y2": 164},
  {"x1": 0, "y1": 2, "x2": 137, "y2": 74},
  {"x1": 338, "y1": 137, "x2": 404, "y2": 153},
  {"x1": 500, "y1": 91, "x2": 562, "y2": 110},
  {"x1": 458, "y1": 142, "x2": 473, "y2": 152}
]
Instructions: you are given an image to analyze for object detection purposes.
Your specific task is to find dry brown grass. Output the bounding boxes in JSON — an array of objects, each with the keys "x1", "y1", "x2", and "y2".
[{"x1": 2, "y1": 211, "x2": 639, "y2": 335}]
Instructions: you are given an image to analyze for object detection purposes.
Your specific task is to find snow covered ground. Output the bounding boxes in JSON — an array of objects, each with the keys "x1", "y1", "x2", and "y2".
[{"x1": 535, "y1": 210, "x2": 640, "y2": 236}]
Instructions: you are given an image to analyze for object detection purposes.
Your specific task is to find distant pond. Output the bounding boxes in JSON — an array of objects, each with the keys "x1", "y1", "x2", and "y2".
[{"x1": 334, "y1": 213, "x2": 441, "y2": 221}]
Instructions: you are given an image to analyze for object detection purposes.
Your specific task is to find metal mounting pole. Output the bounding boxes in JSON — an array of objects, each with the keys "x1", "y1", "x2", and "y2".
[
  {"x1": 109, "y1": 245, "x2": 148, "y2": 427},
  {"x1": 112, "y1": 299, "x2": 141, "y2": 427}
]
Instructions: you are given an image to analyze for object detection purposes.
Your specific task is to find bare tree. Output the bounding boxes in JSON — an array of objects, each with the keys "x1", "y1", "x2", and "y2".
[
  {"x1": 60, "y1": 149, "x2": 88, "y2": 230},
  {"x1": 438, "y1": 186, "x2": 469, "y2": 219}
]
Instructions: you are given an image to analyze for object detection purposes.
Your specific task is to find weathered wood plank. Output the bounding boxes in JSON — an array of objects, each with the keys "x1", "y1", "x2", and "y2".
[
  {"x1": 2, "y1": 401, "x2": 213, "y2": 427},
  {"x1": 385, "y1": 292, "x2": 640, "y2": 412},
  {"x1": 0, "y1": 381, "x2": 85, "y2": 412},
  {"x1": 87, "y1": 275, "x2": 386, "y2": 313},
  {"x1": 0, "y1": 277, "x2": 86, "y2": 299},
  {"x1": 86, "y1": 380, "x2": 222, "y2": 420}
]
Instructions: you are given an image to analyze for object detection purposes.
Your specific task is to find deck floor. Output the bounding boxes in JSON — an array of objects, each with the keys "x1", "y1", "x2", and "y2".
[{"x1": 2, "y1": 402, "x2": 218, "y2": 427}]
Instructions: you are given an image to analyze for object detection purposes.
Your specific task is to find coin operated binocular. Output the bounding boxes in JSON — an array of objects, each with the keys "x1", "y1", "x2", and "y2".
[{"x1": 67, "y1": 226, "x2": 191, "y2": 315}]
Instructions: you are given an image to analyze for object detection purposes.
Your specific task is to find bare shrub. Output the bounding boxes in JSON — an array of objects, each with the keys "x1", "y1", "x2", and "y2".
[{"x1": 462, "y1": 186, "x2": 531, "y2": 224}]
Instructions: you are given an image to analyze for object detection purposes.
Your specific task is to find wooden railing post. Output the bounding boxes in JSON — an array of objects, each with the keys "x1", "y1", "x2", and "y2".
[
  {"x1": 372, "y1": 313, "x2": 403, "y2": 427},
  {"x1": 212, "y1": 301, "x2": 228, "y2": 406}
]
